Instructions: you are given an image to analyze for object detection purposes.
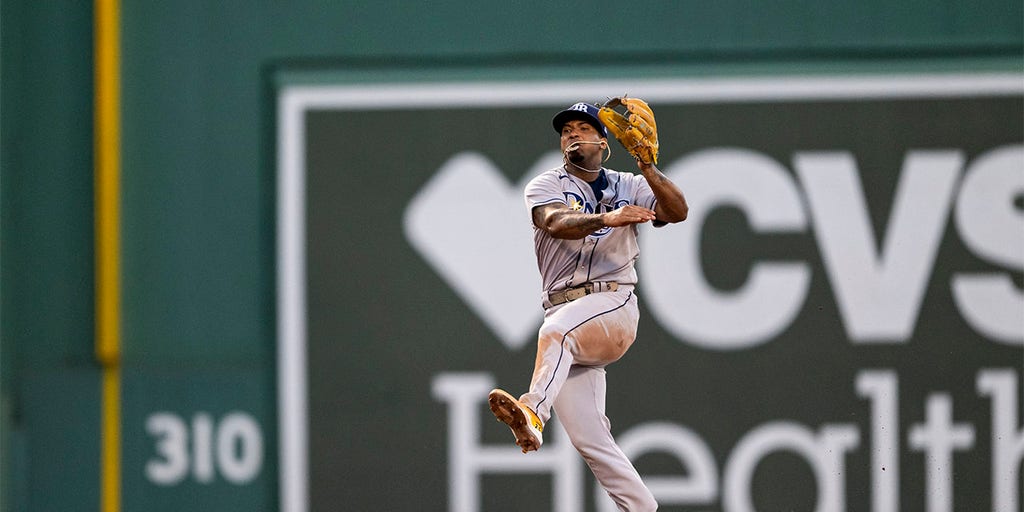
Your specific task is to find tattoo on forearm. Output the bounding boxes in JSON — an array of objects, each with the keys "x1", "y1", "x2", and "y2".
[
  {"x1": 561, "y1": 213, "x2": 605, "y2": 232},
  {"x1": 548, "y1": 209, "x2": 605, "y2": 238}
]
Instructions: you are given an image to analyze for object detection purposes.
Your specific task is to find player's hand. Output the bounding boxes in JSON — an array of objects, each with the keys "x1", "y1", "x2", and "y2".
[{"x1": 602, "y1": 205, "x2": 657, "y2": 227}]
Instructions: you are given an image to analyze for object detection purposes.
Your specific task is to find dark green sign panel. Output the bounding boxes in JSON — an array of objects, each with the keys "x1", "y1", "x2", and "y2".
[
  {"x1": 121, "y1": 369, "x2": 273, "y2": 511},
  {"x1": 277, "y1": 76, "x2": 1023, "y2": 512}
]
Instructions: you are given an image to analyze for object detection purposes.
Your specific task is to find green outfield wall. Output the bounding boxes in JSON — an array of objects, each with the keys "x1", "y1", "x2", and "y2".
[{"x1": 2, "y1": 2, "x2": 1021, "y2": 511}]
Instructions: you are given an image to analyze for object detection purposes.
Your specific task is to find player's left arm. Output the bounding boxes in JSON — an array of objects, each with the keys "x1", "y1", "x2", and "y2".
[{"x1": 637, "y1": 160, "x2": 688, "y2": 224}]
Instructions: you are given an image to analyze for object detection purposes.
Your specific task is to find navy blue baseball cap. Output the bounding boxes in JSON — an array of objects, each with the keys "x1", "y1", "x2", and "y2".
[{"x1": 552, "y1": 102, "x2": 608, "y2": 137}]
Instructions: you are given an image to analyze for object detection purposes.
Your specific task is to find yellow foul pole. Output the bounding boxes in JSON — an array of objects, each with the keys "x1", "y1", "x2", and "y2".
[{"x1": 95, "y1": 0, "x2": 122, "y2": 511}]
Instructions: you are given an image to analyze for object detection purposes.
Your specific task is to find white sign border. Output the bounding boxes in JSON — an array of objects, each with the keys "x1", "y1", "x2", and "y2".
[{"x1": 276, "y1": 72, "x2": 1023, "y2": 512}]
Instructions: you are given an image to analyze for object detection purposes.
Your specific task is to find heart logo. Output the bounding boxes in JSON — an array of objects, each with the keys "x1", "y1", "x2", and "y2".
[{"x1": 403, "y1": 151, "x2": 564, "y2": 350}]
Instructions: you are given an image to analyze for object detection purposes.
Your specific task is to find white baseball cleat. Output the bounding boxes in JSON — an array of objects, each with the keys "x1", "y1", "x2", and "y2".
[{"x1": 488, "y1": 389, "x2": 544, "y2": 453}]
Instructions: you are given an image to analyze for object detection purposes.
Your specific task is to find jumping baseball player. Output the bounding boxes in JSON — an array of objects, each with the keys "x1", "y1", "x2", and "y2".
[{"x1": 488, "y1": 98, "x2": 688, "y2": 511}]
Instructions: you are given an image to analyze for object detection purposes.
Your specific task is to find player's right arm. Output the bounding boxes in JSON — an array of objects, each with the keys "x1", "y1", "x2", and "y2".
[{"x1": 532, "y1": 203, "x2": 656, "y2": 240}]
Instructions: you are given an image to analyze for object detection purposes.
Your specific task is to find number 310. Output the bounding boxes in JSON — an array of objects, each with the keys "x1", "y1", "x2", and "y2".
[{"x1": 145, "y1": 411, "x2": 263, "y2": 486}]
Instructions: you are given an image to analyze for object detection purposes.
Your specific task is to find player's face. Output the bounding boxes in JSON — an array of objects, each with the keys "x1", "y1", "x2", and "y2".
[
  {"x1": 560, "y1": 120, "x2": 605, "y2": 162},
  {"x1": 560, "y1": 119, "x2": 602, "y2": 146}
]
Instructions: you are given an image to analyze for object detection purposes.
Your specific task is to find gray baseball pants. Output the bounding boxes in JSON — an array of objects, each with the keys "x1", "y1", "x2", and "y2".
[{"x1": 519, "y1": 286, "x2": 657, "y2": 511}]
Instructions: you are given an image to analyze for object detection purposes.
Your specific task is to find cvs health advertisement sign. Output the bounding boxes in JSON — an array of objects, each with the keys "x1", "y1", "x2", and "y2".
[{"x1": 277, "y1": 75, "x2": 1023, "y2": 512}]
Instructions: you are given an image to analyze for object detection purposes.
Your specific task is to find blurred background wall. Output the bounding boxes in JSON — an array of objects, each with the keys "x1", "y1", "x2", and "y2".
[{"x1": 1, "y1": 1, "x2": 1021, "y2": 511}]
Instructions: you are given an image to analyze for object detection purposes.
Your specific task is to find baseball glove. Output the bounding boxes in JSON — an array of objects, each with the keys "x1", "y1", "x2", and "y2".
[{"x1": 598, "y1": 96, "x2": 659, "y2": 164}]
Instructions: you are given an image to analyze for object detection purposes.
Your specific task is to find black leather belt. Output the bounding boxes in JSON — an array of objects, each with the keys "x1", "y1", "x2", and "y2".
[{"x1": 547, "y1": 282, "x2": 619, "y2": 306}]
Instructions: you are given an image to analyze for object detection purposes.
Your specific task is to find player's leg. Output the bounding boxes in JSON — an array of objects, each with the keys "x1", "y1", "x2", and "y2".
[
  {"x1": 488, "y1": 306, "x2": 580, "y2": 453},
  {"x1": 519, "y1": 289, "x2": 638, "y2": 424},
  {"x1": 490, "y1": 288, "x2": 639, "y2": 453},
  {"x1": 554, "y1": 365, "x2": 656, "y2": 512}
]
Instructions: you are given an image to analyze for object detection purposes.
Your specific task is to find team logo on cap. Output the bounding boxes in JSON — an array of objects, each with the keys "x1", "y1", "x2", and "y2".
[{"x1": 569, "y1": 102, "x2": 591, "y2": 112}]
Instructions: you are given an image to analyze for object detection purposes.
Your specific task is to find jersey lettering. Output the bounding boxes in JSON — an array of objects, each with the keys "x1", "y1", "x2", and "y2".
[{"x1": 561, "y1": 192, "x2": 632, "y2": 238}]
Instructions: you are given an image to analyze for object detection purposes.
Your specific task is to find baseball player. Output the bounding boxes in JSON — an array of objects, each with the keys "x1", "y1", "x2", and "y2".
[{"x1": 489, "y1": 99, "x2": 688, "y2": 511}]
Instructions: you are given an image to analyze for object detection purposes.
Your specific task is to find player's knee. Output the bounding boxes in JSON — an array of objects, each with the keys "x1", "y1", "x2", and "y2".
[
  {"x1": 568, "y1": 429, "x2": 618, "y2": 461},
  {"x1": 537, "y1": 324, "x2": 571, "y2": 351},
  {"x1": 569, "y1": 437, "x2": 605, "y2": 457},
  {"x1": 537, "y1": 321, "x2": 564, "y2": 340}
]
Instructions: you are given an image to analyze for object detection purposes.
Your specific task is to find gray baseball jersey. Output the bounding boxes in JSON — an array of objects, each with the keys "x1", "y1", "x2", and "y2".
[{"x1": 524, "y1": 166, "x2": 659, "y2": 296}]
